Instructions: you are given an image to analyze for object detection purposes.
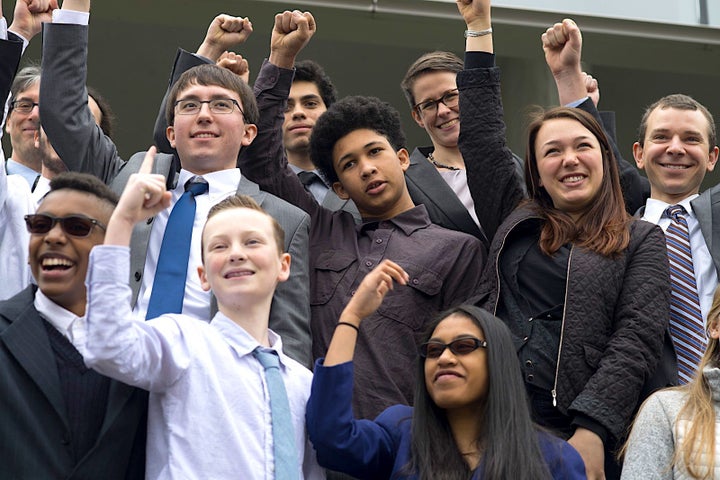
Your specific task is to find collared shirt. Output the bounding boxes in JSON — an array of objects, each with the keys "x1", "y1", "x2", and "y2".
[
  {"x1": 134, "y1": 167, "x2": 241, "y2": 321},
  {"x1": 0, "y1": 160, "x2": 33, "y2": 300},
  {"x1": 6, "y1": 159, "x2": 39, "y2": 190},
  {"x1": 81, "y1": 246, "x2": 324, "y2": 480},
  {"x1": 642, "y1": 195, "x2": 717, "y2": 320},
  {"x1": 436, "y1": 168, "x2": 481, "y2": 227},
  {"x1": 289, "y1": 164, "x2": 330, "y2": 204},
  {"x1": 31, "y1": 175, "x2": 50, "y2": 205},
  {"x1": 34, "y1": 289, "x2": 85, "y2": 345}
]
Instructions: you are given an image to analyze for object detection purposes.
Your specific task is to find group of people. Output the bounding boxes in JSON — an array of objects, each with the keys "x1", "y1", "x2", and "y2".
[{"x1": 1, "y1": 0, "x2": 719, "y2": 479}]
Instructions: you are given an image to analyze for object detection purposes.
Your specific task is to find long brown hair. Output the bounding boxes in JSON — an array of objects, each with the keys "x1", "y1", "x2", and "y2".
[
  {"x1": 672, "y1": 287, "x2": 720, "y2": 479},
  {"x1": 524, "y1": 107, "x2": 630, "y2": 256}
]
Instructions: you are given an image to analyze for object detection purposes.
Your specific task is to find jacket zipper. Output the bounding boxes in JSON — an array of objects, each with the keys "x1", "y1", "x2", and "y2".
[{"x1": 551, "y1": 245, "x2": 574, "y2": 408}]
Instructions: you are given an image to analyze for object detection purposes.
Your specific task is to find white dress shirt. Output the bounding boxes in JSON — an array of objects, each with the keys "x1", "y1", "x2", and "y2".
[
  {"x1": 134, "y1": 167, "x2": 242, "y2": 321},
  {"x1": 437, "y1": 168, "x2": 481, "y2": 227},
  {"x1": 81, "y1": 246, "x2": 324, "y2": 480},
  {"x1": 642, "y1": 195, "x2": 718, "y2": 321},
  {"x1": 0, "y1": 159, "x2": 33, "y2": 300},
  {"x1": 34, "y1": 289, "x2": 85, "y2": 344}
]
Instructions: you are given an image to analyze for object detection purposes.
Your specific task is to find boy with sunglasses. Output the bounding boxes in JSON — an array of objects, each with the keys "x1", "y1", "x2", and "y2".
[
  {"x1": 0, "y1": 172, "x2": 147, "y2": 478},
  {"x1": 71, "y1": 151, "x2": 324, "y2": 479}
]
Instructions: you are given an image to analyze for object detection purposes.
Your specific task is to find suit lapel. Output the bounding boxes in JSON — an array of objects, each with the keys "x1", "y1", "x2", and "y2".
[
  {"x1": 1, "y1": 290, "x2": 68, "y2": 427},
  {"x1": 692, "y1": 190, "x2": 720, "y2": 275}
]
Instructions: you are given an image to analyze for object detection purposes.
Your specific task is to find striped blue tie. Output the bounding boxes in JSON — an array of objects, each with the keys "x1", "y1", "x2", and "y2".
[{"x1": 665, "y1": 204, "x2": 706, "y2": 384}]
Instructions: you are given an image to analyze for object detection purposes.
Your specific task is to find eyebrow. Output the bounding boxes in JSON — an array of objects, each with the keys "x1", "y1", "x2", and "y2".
[{"x1": 336, "y1": 141, "x2": 385, "y2": 165}]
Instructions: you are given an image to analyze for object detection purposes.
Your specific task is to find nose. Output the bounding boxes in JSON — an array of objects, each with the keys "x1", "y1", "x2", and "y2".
[
  {"x1": 359, "y1": 157, "x2": 378, "y2": 178},
  {"x1": 195, "y1": 101, "x2": 214, "y2": 120},
  {"x1": 27, "y1": 103, "x2": 40, "y2": 122},
  {"x1": 561, "y1": 149, "x2": 580, "y2": 167},
  {"x1": 436, "y1": 101, "x2": 453, "y2": 116},
  {"x1": 667, "y1": 135, "x2": 686, "y2": 155},
  {"x1": 44, "y1": 222, "x2": 67, "y2": 244},
  {"x1": 291, "y1": 104, "x2": 306, "y2": 119},
  {"x1": 436, "y1": 346, "x2": 458, "y2": 365},
  {"x1": 228, "y1": 244, "x2": 247, "y2": 263}
]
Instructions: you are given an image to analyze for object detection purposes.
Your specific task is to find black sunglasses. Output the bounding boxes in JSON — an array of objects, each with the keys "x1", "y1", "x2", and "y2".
[
  {"x1": 419, "y1": 337, "x2": 487, "y2": 359},
  {"x1": 24, "y1": 214, "x2": 107, "y2": 238}
]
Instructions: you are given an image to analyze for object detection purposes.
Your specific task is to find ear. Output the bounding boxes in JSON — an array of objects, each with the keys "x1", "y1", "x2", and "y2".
[
  {"x1": 332, "y1": 181, "x2": 350, "y2": 200},
  {"x1": 709, "y1": 317, "x2": 720, "y2": 339},
  {"x1": 197, "y1": 265, "x2": 211, "y2": 292},
  {"x1": 241, "y1": 124, "x2": 258, "y2": 146},
  {"x1": 411, "y1": 108, "x2": 426, "y2": 129},
  {"x1": 706, "y1": 146, "x2": 719, "y2": 172},
  {"x1": 34, "y1": 130, "x2": 40, "y2": 149},
  {"x1": 166, "y1": 126, "x2": 176, "y2": 149},
  {"x1": 277, "y1": 253, "x2": 291, "y2": 283},
  {"x1": 632, "y1": 142, "x2": 645, "y2": 170},
  {"x1": 398, "y1": 148, "x2": 410, "y2": 172}
]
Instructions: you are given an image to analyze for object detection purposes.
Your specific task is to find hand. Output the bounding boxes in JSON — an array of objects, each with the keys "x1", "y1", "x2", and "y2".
[
  {"x1": 111, "y1": 147, "x2": 171, "y2": 228},
  {"x1": 9, "y1": 0, "x2": 57, "y2": 41},
  {"x1": 342, "y1": 260, "x2": 409, "y2": 325},
  {"x1": 196, "y1": 14, "x2": 252, "y2": 62},
  {"x1": 582, "y1": 71, "x2": 600, "y2": 107},
  {"x1": 456, "y1": 0, "x2": 491, "y2": 30},
  {"x1": 216, "y1": 51, "x2": 250, "y2": 84},
  {"x1": 542, "y1": 18, "x2": 582, "y2": 78},
  {"x1": 268, "y1": 10, "x2": 316, "y2": 69},
  {"x1": 568, "y1": 427, "x2": 605, "y2": 480}
]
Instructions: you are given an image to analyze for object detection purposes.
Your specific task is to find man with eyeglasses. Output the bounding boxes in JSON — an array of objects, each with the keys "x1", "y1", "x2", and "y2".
[
  {"x1": 0, "y1": 172, "x2": 147, "y2": 478},
  {"x1": 40, "y1": 1, "x2": 312, "y2": 367},
  {"x1": 5, "y1": 66, "x2": 41, "y2": 189},
  {"x1": 400, "y1": 51, "x2": 524, "y2": 249}
]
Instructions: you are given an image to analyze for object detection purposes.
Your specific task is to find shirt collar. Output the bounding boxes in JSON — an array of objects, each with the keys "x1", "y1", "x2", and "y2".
[
  {"x1": 34, "y1": 289, "x2": 82, "y2": 335},
  {"x1": 176, "y1": 168, "x2": 241, "y2": 195},
  {"x1": 357, "y1": 204, "x2": 431, "y2": 236},
  {"x1": 644, "y1": 194, "x2": 699, "y2": 224},
  {"x1": 288, "y1": 164, "x2": 331, "y2": 188},
  {"x1": 210, "y1": 311, "x2": 289, "y2": 367}
]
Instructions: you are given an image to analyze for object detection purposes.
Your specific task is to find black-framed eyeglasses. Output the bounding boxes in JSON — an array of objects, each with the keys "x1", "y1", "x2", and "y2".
[
  {"x1": 419, "y1": 336, "x2": 487, "y2": 359},
  {"x1": 174, "y1": 98, "x2": 247, "y2": 120},
  {"x1": 10, "y1": 100, "x2": 39, "y2": 114},
  {"x1": 413, "y1": 89, "x2": 459, "y2": 116},
  {"x1": 24, "y1": 214, "x2": 107, "y2": 238}
]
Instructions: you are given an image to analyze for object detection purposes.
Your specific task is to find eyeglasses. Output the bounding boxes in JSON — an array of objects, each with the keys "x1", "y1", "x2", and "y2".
[
  {"x1": 174, "y1": 98, "x2": 246, "y2": 120},
  {"x1": 413, "y1": 89, "x2": 459, "y2": 116},
  {"x1": 10, "y1": 100, "x2": 39, "y2": 114},
  {"x1": 24, "y1": 214, "x2": 107, "y2": 238},
  {"x1": 419, "y1": 337, "x2": 487, "y2": 359}
]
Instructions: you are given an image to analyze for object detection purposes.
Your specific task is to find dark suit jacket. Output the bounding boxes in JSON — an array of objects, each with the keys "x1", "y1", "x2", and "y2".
[
  {"x1": 0, "y1": 287, "x2": 147, "y2": 479},
  {"x1": 39, "y1": 23, "x2": 312, "y2": 366}
]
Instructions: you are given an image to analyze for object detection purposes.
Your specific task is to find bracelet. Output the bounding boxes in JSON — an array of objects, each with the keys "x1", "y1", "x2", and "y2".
[
  {"x1": 337, "y1": 321, "x2": 360, "y2": 333},
  {"x1": 464, "y1": 27, "x2": 492, "y2": 38}
]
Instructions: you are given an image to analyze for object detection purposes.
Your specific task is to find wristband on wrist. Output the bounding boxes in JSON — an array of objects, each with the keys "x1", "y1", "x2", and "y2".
[
  {"x1": 464, "y1": 27, "x2": 492, "y2": 38},
  {"x1": 336, "y1": 321, "x2": 360, "y2": 333}
]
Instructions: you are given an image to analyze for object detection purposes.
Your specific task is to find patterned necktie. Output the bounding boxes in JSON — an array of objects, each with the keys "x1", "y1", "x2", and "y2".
[
  {"x1": 665, "y1": 204, "x2": 706, "y2": 384},
  {"x1": 145, "y1": 176, "x2": 208, "y2": 319},
  {"x1": 253, "y1": 348, "x2": 299, "y2": 480}
]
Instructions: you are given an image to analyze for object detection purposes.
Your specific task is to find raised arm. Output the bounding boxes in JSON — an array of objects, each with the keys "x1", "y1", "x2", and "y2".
[
  {"x1": 39, "y1": 0, "x2": 124, "y2": 183},
  {"x1": 456, "y1": 0, "x2": 524, "y2": 242}
]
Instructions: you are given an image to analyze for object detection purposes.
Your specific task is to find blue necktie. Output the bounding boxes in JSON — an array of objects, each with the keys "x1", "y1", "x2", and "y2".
[
  {"x1": 253, "y1": 348, "x2": 299, "y2": 480},
  {"x1": 665, "y1": 204, "x2": 707, "y2": 384},
  {"x1": 146, "y1": 176, "x2": 208, "y2": 319}
]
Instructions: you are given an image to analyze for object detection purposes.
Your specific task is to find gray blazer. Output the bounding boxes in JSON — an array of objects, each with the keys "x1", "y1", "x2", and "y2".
[{"x1": 39, "y1": 22, "x2": 313, "y2": 366}]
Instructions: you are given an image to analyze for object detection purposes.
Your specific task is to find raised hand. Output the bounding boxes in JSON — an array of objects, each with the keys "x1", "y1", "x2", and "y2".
[
  {"x1": 456, "y1": 0, "x2": 491, "y2": 30},
  {"x1": 216, "y1": 51, "x2": 250, "y2": 84},
  {"x1": 268, "y1": 10, "x2": 316, "y2": 69},
  {"x1": 582, "y1": 71, "x2": 600, "y2": 107},
  {"x1": 542, "y1": 18, "x2": 582, "y2": 77},
  {"x1": 197, "y1": 14, "x2": 253, "y2": 62},
  {"x1": 342, "y1": 259, "x2": 409, "y2": 324},
  {"x1": 9, "y1": 0, "x2": 57, "y2": 41}
]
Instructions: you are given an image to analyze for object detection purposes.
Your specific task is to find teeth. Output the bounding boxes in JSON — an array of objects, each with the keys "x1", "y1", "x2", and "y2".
[
  {"x1": 42, "y1": 258, "x2": 73, "y2": 268},
  {"x1": 226, "y1": 271, "x2": 252, "y2": 278},
  {"x1": 438, "y1": 119, "x2": 459, "y2": 129},
  {"x1": 563, "y1": 175, "x2": 584, "y2": 183},
  {"x1": 194, "y1": 133, "x2": 216, "y2": 138},
  {"x1": 663, "y1": 164, "x2": 688, "y2": 169}
]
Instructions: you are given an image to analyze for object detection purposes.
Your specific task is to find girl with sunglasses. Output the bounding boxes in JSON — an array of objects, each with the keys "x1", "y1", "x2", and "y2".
[
  {"x1": 621, "y1": 287, "x2": 720, "y2": 479},
  {"x1": 306, "y1": 259, "x2": 586, "y2": 479},
  {"x1": 455, "y1": 1, "x2": 670, "y2": 478}
]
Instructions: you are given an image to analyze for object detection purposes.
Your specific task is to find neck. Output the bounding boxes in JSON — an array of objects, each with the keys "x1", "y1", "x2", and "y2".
[
  {"x1": 218, "y1": 299, "x2": 272, "y2": 347},
  {"x1": 360, "y1": 191, "x2": 416, "y2": 221},
  {"x1": 13, "y1": 151, "x2": 42, "y2": 172},
  {"x1": 650, "y1": 189, "x2": 697, "y2": 206},
  {"x1": 429, "y1": 145, "x2": 465, "y2": 170},
  {"x1": 287, "y1": 150, "x2": 316, "y2": 172},
  {"x1": 447, "y1": 407, "x2": 483, "y2": 469}
]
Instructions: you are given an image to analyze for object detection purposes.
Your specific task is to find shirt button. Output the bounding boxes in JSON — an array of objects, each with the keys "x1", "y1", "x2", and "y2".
[
  {"x1": 526, "y1": 374, "x2": 534, "y2": 382},
  {"x1": 375, "y1": 238, "x2": 383, "y2": 244},
  {"x1": 146, "y1": 217, "x2": 153, "y2": 225},
  {"x1": 134, "y1": 271, "x2": 142, "y2": 282},
  {"x1": 525, "y1": 360, "x2": 533, "y2": 368},
  {"x1": 350, "y1": 290, "x2": 356, "y2": 296},
  {"x1": 412, "y1": 278, "x2": 419, "y2": 285},
  {"x1": 365, "y1": 261, "x2": 373, "y2": 268},
  {"x1": 528, "y1": 317, "x2": 533, "y2": 322},
  {"x1": 523, "y1": 336, "x2": 529, "y2": 342}
]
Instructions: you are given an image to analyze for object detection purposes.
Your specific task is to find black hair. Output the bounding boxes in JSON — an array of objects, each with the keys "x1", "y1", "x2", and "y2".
[
  {"x1": 294, "y1": 60, "x2": 338, "y2": 108},
  {"x1": 409, "y1": 304, "x2": 552, "y2": 480},
  {"x1": 310, "y1": 95, "x2": 406, "y2": 183},
  {"x1": 87, "y1": 86, "x2": 116, "y2": 139}
]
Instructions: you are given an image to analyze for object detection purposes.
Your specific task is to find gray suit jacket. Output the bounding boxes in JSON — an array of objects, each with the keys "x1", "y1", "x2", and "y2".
[
  {"x1": 0, "y1": 287, "x2": 147, "y2": 479},
  {"x1": 39, "y1": 22, "x2": 312, "y2": 366}
]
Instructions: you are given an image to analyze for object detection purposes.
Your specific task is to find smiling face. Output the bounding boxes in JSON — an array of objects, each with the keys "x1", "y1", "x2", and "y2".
[
  {"x1": 633, "y1": 106, "x2": 719, "y2": 204},
  {"x1": 534, "y1": 118, "x2": 604, "y2": 219},
  {"x1": 166, "y1": 84, "x2": 257, "y2": 175},
  {"x1": 410, "y1": 71, "x2": 460, "y2": 149},
  {"x1": 331, "y1": 129, "x2": 414, "y2": 220},
  {"x1": 424, "y1": 313, "x2": 489, "y2": 412},
  {"x1": 283, "y1": 81, "x2": 327, "y2": 157},
  {"x1": 198, "y1": 207, "x2": 290, "y2": 312},
  {"x1": 6, "y1": 81, "x2": 41, "y2": 167},
  {"x1": 29, "y1": 190, "x2": 110, "y2": 316}
]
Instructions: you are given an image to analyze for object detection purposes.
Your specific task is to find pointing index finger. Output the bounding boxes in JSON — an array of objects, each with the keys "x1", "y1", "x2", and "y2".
[{"x1": 139, "y1": 146, "x2": 157, "y2": 175}]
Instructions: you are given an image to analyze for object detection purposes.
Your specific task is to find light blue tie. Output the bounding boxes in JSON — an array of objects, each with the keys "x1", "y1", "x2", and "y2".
[
  {"x1": 665, "y1": 204, "x2": 706, "y2": 384},
  {"x1": 146, "y1": 176, "x2": 208, "y2": 319},
  {"x1": 253, "y1": 348, "x2": 299, "y2": 480}
]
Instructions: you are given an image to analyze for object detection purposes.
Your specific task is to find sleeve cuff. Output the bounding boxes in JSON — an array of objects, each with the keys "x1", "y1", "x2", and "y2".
[
  {"x1": 464, "y1": 51, "x2": 495, "y2": 70},
  {"x1": 87, "y1": 245, "x2": 130, "y2": 284},
  {"x1": 572, "y1": 414, "x2": 609, "y2": 444},
  {"x1": 565, "y1": 96, "x2": 590, "y2": 108},
  {"x1": 52, "y1": 9, "x2": 90, "y2": 25}
]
